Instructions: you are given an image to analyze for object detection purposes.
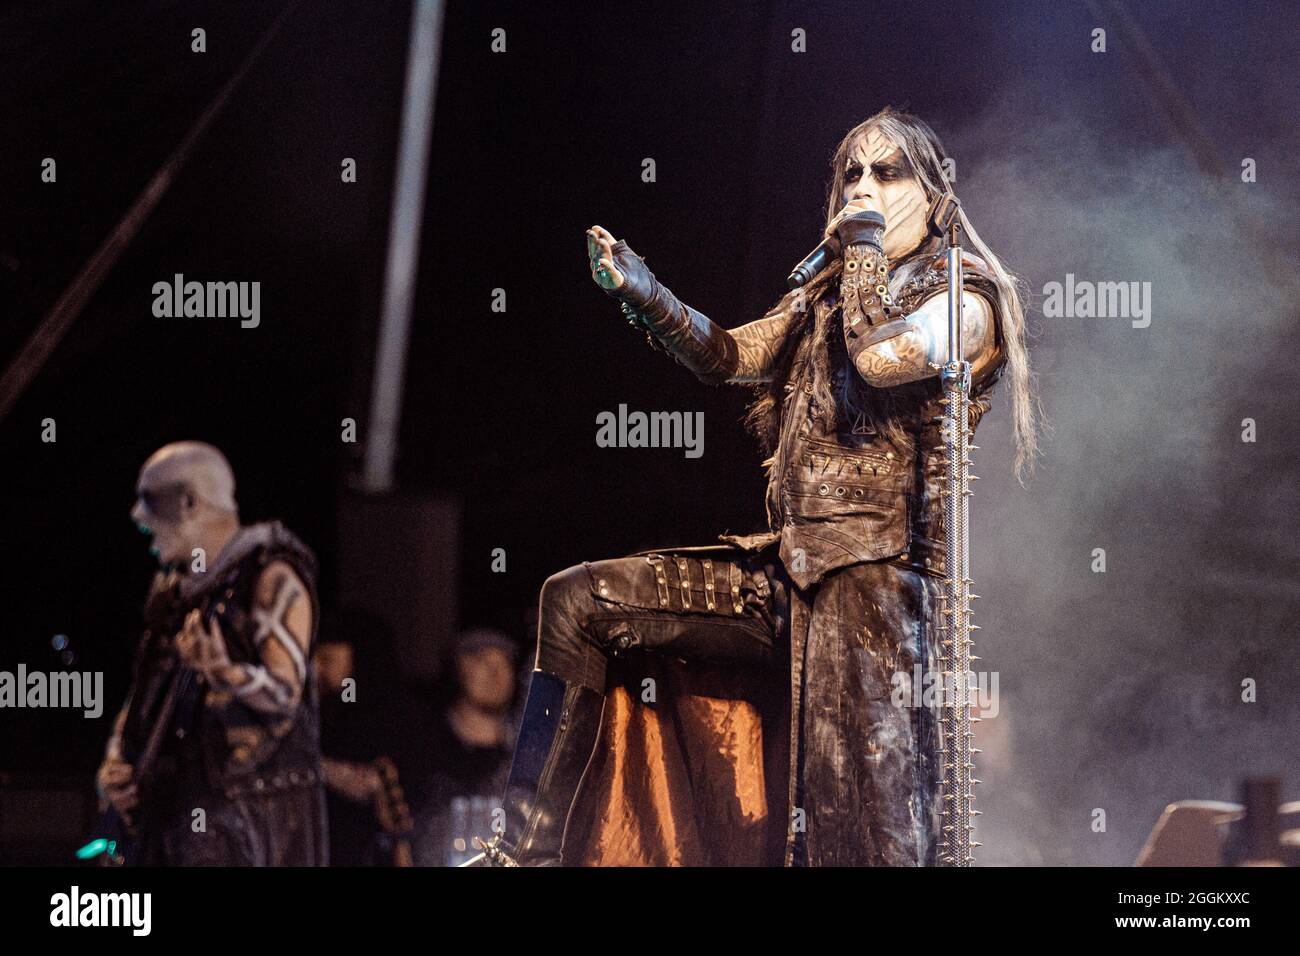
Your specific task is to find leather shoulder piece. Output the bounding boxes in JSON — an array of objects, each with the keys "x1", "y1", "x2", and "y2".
[
  {"x1": 957, "y1": 252, "x2": 1008, "y2": 380},
  {"x1": 959, "y1": 252, "x2": 1002, "y2": 350},
  {"x1": 177, "y1": 522, "x2": 318, "y2": 606},
  {"x1": 250, "y1": 521, "x2": 319, "y2": 588},
  {"x1": 956, "y1": 252, "x2": 1003, "y2": 346}
]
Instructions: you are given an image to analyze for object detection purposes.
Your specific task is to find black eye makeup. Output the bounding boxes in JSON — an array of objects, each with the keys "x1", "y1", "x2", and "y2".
[
  {"x1": 845, "y1": 148, "x2": 911, "y2": 186},
  {"x1": 870, "y1": 160, "x2": 907, "y2": 182},
  {"x1": 136, "y1": 483, "x2": 189, "y2": 521}
]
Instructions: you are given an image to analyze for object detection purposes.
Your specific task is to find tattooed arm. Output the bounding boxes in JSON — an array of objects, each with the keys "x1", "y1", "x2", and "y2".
[
  {"x1": 175, "y1": 559, "x2": 313, "y2": 715},
  {"x1": 851, "y1": 290, "x2": 998, "y2": 389},
  {"x1": 725, "y1": 312, "x2": 798, "y2": 383}
]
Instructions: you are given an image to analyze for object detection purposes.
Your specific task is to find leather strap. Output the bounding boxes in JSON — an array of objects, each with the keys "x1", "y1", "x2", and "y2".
[
  {"x1": 646, "y1": 555, "x2": 671, "y2": 608},
  {"x1": 674, "y1": 557, "x2": 692, "y2": 610},
  {"x1": 701, "y1": 558, "x2": 717, "y2": 611},
  {"x1": 855, "y1": 316, "x2": 913, "y2": 349}
]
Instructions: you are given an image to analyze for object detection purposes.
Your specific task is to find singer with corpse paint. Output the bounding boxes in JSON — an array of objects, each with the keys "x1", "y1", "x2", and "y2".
[{"x1": 468, "y1": 107, "x2": 1038, "y2": 866}]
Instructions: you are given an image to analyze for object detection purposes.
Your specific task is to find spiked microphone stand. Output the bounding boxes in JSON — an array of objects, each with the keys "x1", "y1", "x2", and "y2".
[{"x1": 933, "y1": 196, "x2": 982, "y2": 866}]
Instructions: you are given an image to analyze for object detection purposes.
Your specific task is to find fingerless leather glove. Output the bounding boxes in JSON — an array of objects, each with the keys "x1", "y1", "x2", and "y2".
[{"x1": 604, "y1": 239, "x2": 739, "y2": 385}]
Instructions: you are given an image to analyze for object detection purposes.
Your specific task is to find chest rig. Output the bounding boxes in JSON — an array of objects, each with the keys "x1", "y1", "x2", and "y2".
[{"x1": 765, "y1": 247, "x2": 1005, "y2": 591}]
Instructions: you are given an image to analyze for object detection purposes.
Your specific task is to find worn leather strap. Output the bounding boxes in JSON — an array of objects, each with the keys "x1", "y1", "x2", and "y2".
[{"x1": 854, "y1": 316, "x2": 913, "y2": 349}]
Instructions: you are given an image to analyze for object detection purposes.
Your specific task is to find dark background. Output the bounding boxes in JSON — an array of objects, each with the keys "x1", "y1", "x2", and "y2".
[{"x1": 1, "y1": 0, "x2": 1297, "y2": 865}]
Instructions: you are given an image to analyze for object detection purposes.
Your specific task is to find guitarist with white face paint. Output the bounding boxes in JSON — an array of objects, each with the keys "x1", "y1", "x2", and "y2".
[{"x1": 92, "y1": 441, "x2": 327, "y2": 865}]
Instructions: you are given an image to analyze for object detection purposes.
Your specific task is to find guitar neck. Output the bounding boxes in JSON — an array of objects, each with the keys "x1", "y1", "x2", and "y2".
[
  {"x1": 133, "y1": 595, "x2": 225, "y2": 786},
  {"x1": 133, "y1": 662, "x2": 195, "y2": 787}
]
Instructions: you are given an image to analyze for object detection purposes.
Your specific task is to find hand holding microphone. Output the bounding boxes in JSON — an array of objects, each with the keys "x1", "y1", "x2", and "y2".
[
  {"x1": 787, "y1": 197, "x2": 887, "y2": 289},
  {"x1": 825, "y1": 196, "x2": 887, "y2": 242}
]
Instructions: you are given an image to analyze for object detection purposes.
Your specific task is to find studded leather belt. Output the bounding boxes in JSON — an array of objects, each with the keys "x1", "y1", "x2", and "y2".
[
  {"x1": 222, "y1": 765, "x2": 320, "y2": 801},
  {"x1": 886, "y1": 533, "x2": 949, "y2": 578}
]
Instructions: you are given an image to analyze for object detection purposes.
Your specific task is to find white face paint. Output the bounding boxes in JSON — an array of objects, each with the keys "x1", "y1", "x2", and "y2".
[
  {"x1": 842, "y1": 128, "x2": 930, "y2": 260},
  {"x1": 130, "y1": 442, "x2": 237, "y2": 568},
  {"x1": 131, "y1": 477, "x2": 196, "y2": 567}
]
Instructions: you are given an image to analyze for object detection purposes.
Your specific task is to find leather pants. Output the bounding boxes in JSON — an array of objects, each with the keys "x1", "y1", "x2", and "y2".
[
  {"x1": 491, "y1": 543, "x2": 941, "y2": 866},
  {"x1": 537, "y1": 546, "x2": 786, "y2": 694}
]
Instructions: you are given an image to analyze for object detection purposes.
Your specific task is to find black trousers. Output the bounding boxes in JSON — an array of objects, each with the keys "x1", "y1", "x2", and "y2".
[
  {"x1": 531, "y1": 541, "x2": 943, "y2": 866},
  {"x1": 535, "y1": 544, "x2": 787, "y2": 692}
]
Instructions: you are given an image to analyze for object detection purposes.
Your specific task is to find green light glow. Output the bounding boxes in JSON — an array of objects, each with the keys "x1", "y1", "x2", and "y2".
[{"x1": 76, "y1": 838, "x2": 109, "y2": 859}]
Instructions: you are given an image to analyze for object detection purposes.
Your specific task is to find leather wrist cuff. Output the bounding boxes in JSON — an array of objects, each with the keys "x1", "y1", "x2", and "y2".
[
  {"x1": 606, "y1": 239, "x2": 739, "y2": 385},
  {"x1": 606, "y1": 240, "x2": 681, "y2": 331}
]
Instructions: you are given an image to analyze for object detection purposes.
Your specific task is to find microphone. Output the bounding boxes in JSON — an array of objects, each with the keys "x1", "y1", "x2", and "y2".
[{"x1": 786, "y1": 210, "x2": 886, "y2": 289}]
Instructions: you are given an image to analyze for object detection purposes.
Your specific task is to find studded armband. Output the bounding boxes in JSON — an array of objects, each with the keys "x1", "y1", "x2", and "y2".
[
  {"x1": 840, "y1": 245, "x2": 903, "y2": 363},
  {"x1": 621, "y1": 301, "x2": 670, "y2": 356}
]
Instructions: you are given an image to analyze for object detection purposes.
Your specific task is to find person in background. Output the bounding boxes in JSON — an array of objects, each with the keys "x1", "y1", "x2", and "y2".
[
  {"x1": 409, "y1": 628, "x2": 518, "y2": 866},
  {"x1": 316, "y1": 608, "x2": 414, "y2": 866}
]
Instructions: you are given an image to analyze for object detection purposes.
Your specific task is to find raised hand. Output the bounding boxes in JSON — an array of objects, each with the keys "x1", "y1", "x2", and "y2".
[{"x1": 585, "y1": 225, "x2": 625, "y2": 292}]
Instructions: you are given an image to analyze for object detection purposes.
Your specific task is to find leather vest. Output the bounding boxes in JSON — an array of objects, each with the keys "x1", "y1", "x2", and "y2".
[
  {"x1": 766, "y1": 249, "x2": 1006, "y2": 591},
  {"x1": 129, "y1": 522, "x2": 324, "y2": 803}
]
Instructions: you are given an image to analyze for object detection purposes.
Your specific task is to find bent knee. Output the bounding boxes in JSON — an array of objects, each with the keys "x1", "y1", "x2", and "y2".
[
  {"x1": 536, "y1": 564, "x2": 601, "y2": 648},
  {"x1": 535, "y1": 563, "x2": 606, "y2": 688},
  {"x1": 539, "y1": 563, "x2": 590, "y2": 614}
]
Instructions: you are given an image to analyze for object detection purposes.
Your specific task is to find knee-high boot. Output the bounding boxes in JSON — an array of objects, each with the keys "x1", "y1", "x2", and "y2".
[{"x1": 466, "y1": 670, "x2": 605, "y2": 866}]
